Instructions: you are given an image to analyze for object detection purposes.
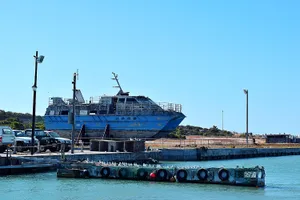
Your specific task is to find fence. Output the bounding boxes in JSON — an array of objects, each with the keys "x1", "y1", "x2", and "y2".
[{"x1": 145, "y1": 137, "x2": 258, "y2": 149}]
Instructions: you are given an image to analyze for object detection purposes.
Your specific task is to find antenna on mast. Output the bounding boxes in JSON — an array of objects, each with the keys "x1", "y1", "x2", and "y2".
[
  {"x1": 76, "y1": 69, "x2": 79, "y2": 80},
  {"x1": 112, "y1": 72, "x2": 129, "y2": 96}
]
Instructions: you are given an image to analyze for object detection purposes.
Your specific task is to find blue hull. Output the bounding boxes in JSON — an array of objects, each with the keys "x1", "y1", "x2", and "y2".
[
  {"x1": 154, "y1": 112, "x2": 185, "y2": 138},
  {"x1": 44, "y1": 113, "x2": 185, "y2": 138}
]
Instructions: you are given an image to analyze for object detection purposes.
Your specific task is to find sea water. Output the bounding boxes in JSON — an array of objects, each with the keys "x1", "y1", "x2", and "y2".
[{"x1": 1, "y1": 155, "x2": 299, "y2": 200}]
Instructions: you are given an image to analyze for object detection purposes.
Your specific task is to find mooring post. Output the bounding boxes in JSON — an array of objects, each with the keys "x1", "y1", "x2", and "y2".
[
  {"x1": 80, "y1": 140, "x2": 84, "y2": 152},
  {"x1": 6, "y1": 148, "x2": 9, "y2": 165},
  {"x1": 60, "y1": 144, "x2": 66, "y2": 161},
  {"x1": 9, "y1": 147, "x2": 12, "y2": 158},
  {"x1": 37, "y1": 141, "x2": 40, "y2": 153},
  {"x1": 13, "y1": 140, "x2": 16, "y2": 154}
]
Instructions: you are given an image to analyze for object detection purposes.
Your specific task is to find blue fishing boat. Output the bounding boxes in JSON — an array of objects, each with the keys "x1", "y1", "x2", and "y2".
[{"x1": 44, "y1": 73, "x2": 185, "y2": 139}]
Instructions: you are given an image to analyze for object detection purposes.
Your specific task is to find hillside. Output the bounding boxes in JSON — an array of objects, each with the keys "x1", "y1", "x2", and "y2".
[
  {"x1": 0, "y1": 110, "x2": 44, "y2": 130},
  {"x1": 168, "y1": 125, "x2": 236, "y2": 138}
]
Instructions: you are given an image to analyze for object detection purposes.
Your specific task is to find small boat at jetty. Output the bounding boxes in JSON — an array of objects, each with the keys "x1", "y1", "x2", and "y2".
[{"x1": 57, "y1": 161, "x2": 265, "y2": 187}]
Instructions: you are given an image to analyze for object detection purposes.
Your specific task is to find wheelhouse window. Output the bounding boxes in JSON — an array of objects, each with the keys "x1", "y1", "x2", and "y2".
[
  {"x1": 89, "y1": 110, "x2": 97, "y2": 115},
  {"x1": 60, "y1": 110, "x2": 69, "y2": 115},
  {"x1": 136, "y1": 96, "x2": 153, "y2": 104},
  {"x1": 80, "y1": 110, "x2": 88, "y2": 115},
  {"x1": 118, "y1": 98, "x2": 125, "y2": 103},
  {"x1": 126, "y1": 98, "x2": 137, "y2": 103},
  {"x1": 136, "y1": 96, "x2": 148, "y2": 101}
]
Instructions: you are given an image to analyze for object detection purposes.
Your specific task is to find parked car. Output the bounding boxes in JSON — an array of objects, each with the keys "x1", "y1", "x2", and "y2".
[
  {"x1": 24, "y1": 129, "x2": 58, "y2": 152},
  {"x1": 13, "y1": 130, "x2": 38, "y2": 152},
  {"x1": 0, "y1": 126, "x2": 15, "y2": 153},
  {"x1": 44, "y1": 131, "x2": 71, "y2": 152}
]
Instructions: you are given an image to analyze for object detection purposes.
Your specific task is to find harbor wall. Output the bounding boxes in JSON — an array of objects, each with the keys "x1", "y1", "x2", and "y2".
[
  {"x1": 22, "y1": 148, "x2": 300, "y2": 162},
  {"x1": 160, "y1": 148, "x2": 300, "y2": 161}
]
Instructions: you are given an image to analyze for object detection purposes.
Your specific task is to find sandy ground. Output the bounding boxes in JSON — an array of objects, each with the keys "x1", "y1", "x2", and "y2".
[{"x1": 145, "y1": 136, "x2": 300, "y2": 149}]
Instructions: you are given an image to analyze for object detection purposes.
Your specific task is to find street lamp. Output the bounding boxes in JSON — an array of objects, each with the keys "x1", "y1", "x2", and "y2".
[
  {"x1": 243, "y1": 89, "x2": 249, "y2": 147},
  {"x1": 31, "y1": 51, "x2": 45, "y2": 155},
  {"x1": 222, "y1": 110, "x2": 224, "y2": 131}
]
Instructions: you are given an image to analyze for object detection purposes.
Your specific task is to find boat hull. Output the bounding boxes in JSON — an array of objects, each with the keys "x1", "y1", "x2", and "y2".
[
  {"x1": 154, "y1": 112, "x2": 186, "y2": 138},
  {"x1": 50, "y1": 129, "x2": 159, "y2": 139},
  {"x1": 44, "y1": 113, "x2": 185, "y2": 139}
]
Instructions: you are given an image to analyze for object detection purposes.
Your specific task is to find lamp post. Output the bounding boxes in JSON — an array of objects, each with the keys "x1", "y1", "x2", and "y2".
[
  {"x1": 243, "y1": 89, "x2": 249, "y2": 147},
  {"x1": 31, "y1": 51, "x2": 45, "y2": 155},
  {"x1": 222, "y1": 110, "x2": 224, "y2": 131},
  {"x1": 71, "y1": 72, "x2": 76, "y2": 154}
]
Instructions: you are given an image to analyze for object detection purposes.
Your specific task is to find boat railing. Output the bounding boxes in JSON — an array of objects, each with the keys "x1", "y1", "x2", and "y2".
[
  {"x1": 115, "y1": 102, "x2": 182, "y2": 115},
  {"x1": 115, "y1": 102, "x2": 162, "y2": 115},
  {"x1": 48, "y1": 97, "x2": 182, "y2": 113},
  {"x1": 89, "y1": 96, "x2": 102, "y2": 104},
  {"x1": 157, "y1": 102, "x2": 182, "y2": 113},
  {"x1": 49, "y1": 97, "x2": 98, "y2": 106}
]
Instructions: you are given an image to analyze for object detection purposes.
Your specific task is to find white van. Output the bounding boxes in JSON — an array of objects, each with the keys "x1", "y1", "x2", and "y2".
[{"x1": 0, "y1": 126, "x2": 15, "y2": 153}]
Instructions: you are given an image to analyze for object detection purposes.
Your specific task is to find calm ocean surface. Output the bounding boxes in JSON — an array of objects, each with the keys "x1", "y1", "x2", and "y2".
[{"x1": 1, "y1": 155, "x2": 299, "y2": 200}]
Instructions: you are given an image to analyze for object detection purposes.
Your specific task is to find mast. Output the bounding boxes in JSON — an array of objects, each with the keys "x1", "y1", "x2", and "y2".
[{"x1": 112, "y1": 72, "x2": 129, "y2": 96}]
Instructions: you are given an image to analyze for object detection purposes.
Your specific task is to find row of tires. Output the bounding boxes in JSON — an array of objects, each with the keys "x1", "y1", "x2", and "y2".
[{"x1": 93, "y1": 167, "x2": 230, "y2": 182}]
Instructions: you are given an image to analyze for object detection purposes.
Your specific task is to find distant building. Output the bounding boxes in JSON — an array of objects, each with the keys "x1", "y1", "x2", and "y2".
[
  {"x1": 293, "y1": 137, "x2": 300, "y2": 143},
  {"x1": 266, "y1": 134, "x2": 293, "y2": 143}
]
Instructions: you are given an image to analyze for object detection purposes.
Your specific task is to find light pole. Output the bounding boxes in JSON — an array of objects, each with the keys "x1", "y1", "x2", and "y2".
[
  {"x1": 222, "y1": 110, "x2": 224, "y2": 131},
  {"x1": 243, "y1": 89, "x2": 249, "y2": 147},
  {"x1": 31, "y1": 51, "x2": 45, "y2": 155},
  {"x1": 71, "y1": 72, "x2": 77, "y2": 154}
]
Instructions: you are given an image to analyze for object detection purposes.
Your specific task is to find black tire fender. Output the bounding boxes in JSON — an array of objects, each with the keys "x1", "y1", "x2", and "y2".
[
  {"x1": 137, "y1": 168, "x2": 148, "y2": 180},
  {"x1": 118, "y1": 168, "x2": 128, "y2": 179},
  {"x1": 197, "y1": 168, "x2": 208, "y2": 181},
  {"x1": 100, "y1": 167, "x2": 110, "y2": 178},
  {"x1": 176, "y1": 169, "x2": 188, "y2": 182},
  {"x1": 218, "y1": 168, "x2": 230, "y2": 181},
  {"x1": 83, "y1": 170, "x2": 90, "y2": 178},
  {"x1": 156, "y1": 169, "x2": 168, "y2": 181}
]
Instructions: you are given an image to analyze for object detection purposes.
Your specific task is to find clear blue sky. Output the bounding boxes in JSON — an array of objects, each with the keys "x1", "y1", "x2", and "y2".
[{"x1": 0, "y1": 0, "x2": 299, "y2": 135}]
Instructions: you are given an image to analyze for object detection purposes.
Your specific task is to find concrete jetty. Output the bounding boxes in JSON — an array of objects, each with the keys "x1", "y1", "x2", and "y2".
[
  {"x1": 0, "y1": 157, "x2": 56, "y2": 175},
  {"x1": 159, "y1": 147, "x2": 300, "y2": 161},
  {"x1": 4, "y1": 147, "x2": 300, "y2": 163}
]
